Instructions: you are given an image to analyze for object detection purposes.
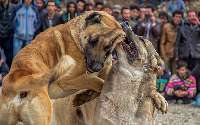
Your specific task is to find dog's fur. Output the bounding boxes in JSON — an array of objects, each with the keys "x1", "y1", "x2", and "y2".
[
  {"x1": 51, "y1": 25, "x2": 168, "y2": 125},
  {"x1": 0, "y1": 11, "x2": 125, "y2": 125},
  {"x1": 92, "y1": 35, "x2": 168, "y2": 125}
]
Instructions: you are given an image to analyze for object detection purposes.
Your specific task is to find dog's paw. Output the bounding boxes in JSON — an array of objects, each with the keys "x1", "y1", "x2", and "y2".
[{"x1": 151, "y1": 92, "x2": 168, "y2": 114}]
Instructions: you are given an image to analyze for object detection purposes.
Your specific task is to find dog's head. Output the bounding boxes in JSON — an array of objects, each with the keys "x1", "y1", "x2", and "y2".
[{"x1": 69, "y1": 11, "x2": 125, "y2": 73}]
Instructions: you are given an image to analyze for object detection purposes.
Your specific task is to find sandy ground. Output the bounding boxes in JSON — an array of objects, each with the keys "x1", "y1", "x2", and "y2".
[{"x1": 155, "y1": 104, "x2": 200, "y2": 125}]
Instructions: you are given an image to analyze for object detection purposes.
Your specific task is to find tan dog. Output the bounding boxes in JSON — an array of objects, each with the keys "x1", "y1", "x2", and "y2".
[{"x1": 0, "y1": 11, "x2": 126, "y2": 125}]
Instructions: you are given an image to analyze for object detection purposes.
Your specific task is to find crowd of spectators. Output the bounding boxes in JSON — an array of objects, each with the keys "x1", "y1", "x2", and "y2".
[{"x1": 0, "y1": 0, "x2": 200, "y2": 105}]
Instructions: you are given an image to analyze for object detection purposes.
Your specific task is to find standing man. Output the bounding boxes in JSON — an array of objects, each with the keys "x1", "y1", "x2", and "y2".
[
  {"x1": 160, "y1": 10, "x2": 183, "y2": 73},
  {"x1": 13, "y1": 0, "x2": 41, "y2": 56},
  {"x1": 135, "y1": 5, "x2": 161, "y2": 51},
  {"x1": 176, "y1": 10, "x2": 200, "y2": 93},
  {"x1": 0, "y1": 0, "x2": 17, "y2": 67},
  {"x1": 41, "y1": 0, "x2": 62, "y2": 30},
  {"x1": 120, "y1": 7, "x2": 135, "y2": 29}
]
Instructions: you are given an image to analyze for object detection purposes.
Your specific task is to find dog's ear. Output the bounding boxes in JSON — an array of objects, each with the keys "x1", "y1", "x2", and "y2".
[{"x1": 85, "y1": 12, "x2": 102, "y2": 26}]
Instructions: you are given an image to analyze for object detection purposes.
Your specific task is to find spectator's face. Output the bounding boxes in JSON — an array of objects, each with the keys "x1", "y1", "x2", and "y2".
[
  {"x1": 177, "y1": 67, "x2": 187, "y2": 77},
  {"x1": 0, "y1": 0, "x2": 7, "y2": 4},
  {"x1": 113, "y1": 11, "x2": 120, "y2": 19},
  {"x1": 77, "y1": 1, "x2": 85, "y2": 12},
  {"x1": 96, "y1": 4, "x2": 103, "y2": 11},
  {"x1": 160, "y1": 16, "x2": 168, "y2": 24},
  {"x1": 86, "y1": 4, "x2": 93, "y2": 11},
  {"x1": 24, "y1": 0, "x2": 32, "y2": 5},
  {"x1": 122, "y1": 9, "x2": 131, "y2": 20},
  {"x1": 188, "y1": 11, "x2": 198, "y2": 25},
  {"x1": 130, "y1": 9, "x2": 139, "y2": 18},
  {"x1": 68, "y1": 3, "x2": 76, "y2": 13},
  {"x1": 173, "y1": 14, "x2": 182, "y2": 25},
  {"x1": 145, "y1": 8, "x2": 153, "y2": 16},
  {"x1": 103, "y1": 7, "x2": 112, "y2": 15},
  {"x1": 35, "y1": 0, "x2": 44, "y2": 9},
  {"x1": 47, "y1": 2, "x2": 56, "y2": 14}
]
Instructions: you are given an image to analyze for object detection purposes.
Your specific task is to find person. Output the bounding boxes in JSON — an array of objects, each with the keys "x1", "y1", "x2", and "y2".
[
  {"x1": 34, "y1": 0, "x2": 46, "y2": 13},
  {"x1": 94, "y1": 1, "x2": 103, "y2": 11},
  {"x1": 176, "y1": 10, "x2": 200, "y2": 93},
  {"x1": 62, "y1": 1, "x2": 78, "y2": 22},
  {"x1": 158, "y1": 11, "x2": 169, "y2": 26},
  {"x1": 0, "y1": 0, "x2": 17, "y2": 67},
  {"x1": 112, "y1": 4, "x2": 121, "y2": 21},
  {"x1": 129, "y1": 4, "x2": 140, "y2": 28},
  {"x1": 85, "y1": 2, "x2": 94, "y2": 11},
  {"x1": 13, "y1": 0, "x2": 41, "y2": 57},
  {"x1": 41, "y1": 0, "x2": 62, "y2": 30},
  {"x1": 167, "y1": 0, "x2": 185, "y2": 16},
  {"x1": 34, "y1": 0, "x2": 47, "y2": 33},
  {"x1": 77, "y1": 0, "x2": 86, "y2": 14},
  {"x1": 160, "y1": 10, "x2": 183, "y2": 74},
  {"x1": 165, "y1": 61, "x2": 196, "y2": 104},
  {"x1": 157, "y1": 65, "x2": 171, "y2": 95},
  {"x1": 119, "y1": 7, "x2": 136, "y2": 30},
  {"x1": 102, "y1": 4, "x2": 112, "y2": 15},
  {"x1": 0, "y1": 46, "x2": 9, "y2": 86},
  {"x1": 135, "y1": 5, "x2": 161, "y2": 51},
  {"x1": 130, "y1": 4, "x2": 140, "y2": 23}
]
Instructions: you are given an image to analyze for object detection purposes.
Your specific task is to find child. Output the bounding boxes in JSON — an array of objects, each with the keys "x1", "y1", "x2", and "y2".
[{"x1": 165, "y1": 60, "x2": 196, "y2": 104}]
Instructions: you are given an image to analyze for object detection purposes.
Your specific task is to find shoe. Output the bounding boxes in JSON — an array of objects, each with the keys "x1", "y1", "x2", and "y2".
[
  {"x1": 167, "y1": 99, "x2": 176, "y2": 104},
  {"x1": 175, "y1": 99, "x2": 183, "y2": 104},
  {"x1": 182, "y1": 99, "x2": 192, "y2": 104}
]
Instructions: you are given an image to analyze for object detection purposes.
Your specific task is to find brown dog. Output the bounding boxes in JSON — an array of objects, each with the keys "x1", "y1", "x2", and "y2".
[{"x1": 0, "y1": 11, "x2": 125, "y2": 125}]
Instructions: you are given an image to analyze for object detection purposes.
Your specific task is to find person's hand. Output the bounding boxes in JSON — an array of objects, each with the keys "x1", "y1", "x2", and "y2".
[
  {"x1": 0, "y1": 74, "x2": 2, "y2": 81},
  {"x1": 151, "y1": 15, "x2": 156, "y2": 23},
  {"x1": 157, "y1": 66, "x2": 164, "y2": 76},
  {"x1": 174, "y1": 90, "x2": 188, "y2": 97},
  {"x1": 194, "y1": 16, "x2": 200, "y2": 25},
  {"x1": 0, "y1": 59, "x2": 4, "y2": 66}
]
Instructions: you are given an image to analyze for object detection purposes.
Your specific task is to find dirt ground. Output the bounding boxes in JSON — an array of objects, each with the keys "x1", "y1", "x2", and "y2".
[{"x1": 155, "y1": 104, "x2": 200, "y2": 125}]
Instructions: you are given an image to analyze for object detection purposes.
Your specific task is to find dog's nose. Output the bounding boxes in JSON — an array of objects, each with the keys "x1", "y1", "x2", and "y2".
[{"x1": 91, "y1": 63, "x2": 103, "y2": 72}]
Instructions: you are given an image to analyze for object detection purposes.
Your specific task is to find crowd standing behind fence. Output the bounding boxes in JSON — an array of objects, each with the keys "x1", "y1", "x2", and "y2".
[{"x1": 0, "y1": 0, "x2": 200, "y2": 105}]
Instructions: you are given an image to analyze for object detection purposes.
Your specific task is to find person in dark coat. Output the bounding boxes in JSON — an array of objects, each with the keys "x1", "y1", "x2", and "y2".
[
  {"x1": 62, "y1": 1, "x2": 78, "y2": 22},
  {"x1": 41, "y1": 0, "x2": 62, "y2": 31},
  {"x1": 0, "y1": 47, "x2": 9, "y2": 86},
  {"x1": 176, "y1": 10, "x2": 200, "y2": 93},
  {"x1": 0, "y1": 0, "x2": 17, "y2": 67},
  {"x1": 134, "y1": 5, "x2": 161, "y2": 52}
]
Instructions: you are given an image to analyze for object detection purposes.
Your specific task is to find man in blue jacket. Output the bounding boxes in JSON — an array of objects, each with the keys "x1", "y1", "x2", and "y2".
[{"x1": 13, "y1": 0, "x2": 41, "y2": 57}]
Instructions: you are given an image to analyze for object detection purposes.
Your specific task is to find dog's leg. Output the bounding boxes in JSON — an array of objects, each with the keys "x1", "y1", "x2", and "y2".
[
  {"x1": 136, "y1": 97, "x2": 155, "y2": 125},
  {"x1": 141, "y1": 39, "x2": 168, "y2": 113},
  {"x1": 146, "y1": 73, "x2": 168, "y2": 114},
  {"x1": 19, "y1": 90, "x2": 52, "y2": 125},
  {"x1": 48, "y1": 73, "x2": 104, "y2": 99}
]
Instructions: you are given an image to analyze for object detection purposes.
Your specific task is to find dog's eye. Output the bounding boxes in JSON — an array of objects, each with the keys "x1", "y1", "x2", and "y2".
[
  {"x1": 88, "y1": 36, "x2": 99, "y2": 47},
  {"x1": 104, "y1": 44, "x2": 112, "y2": 51}
]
